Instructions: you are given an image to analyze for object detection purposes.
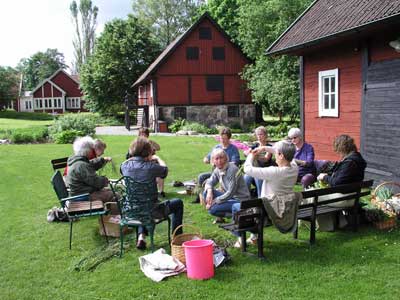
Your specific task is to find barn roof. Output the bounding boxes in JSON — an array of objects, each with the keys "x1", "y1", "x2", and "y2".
[
  {"x1": 267, "y1": 0, "x2": 400, "y2": 55},
  {"x1": 132, "y1": 12, "x2": 250, "y2": 88}
]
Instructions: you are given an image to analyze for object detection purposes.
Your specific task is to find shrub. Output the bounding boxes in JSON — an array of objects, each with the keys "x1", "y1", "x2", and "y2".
[
  {"x1": 168, "y1": 118, "x2": 186, "y2": 133},
  {"x1": 53, "y1": 130, "x2": 84, "y2": 144},
  {"x1": 6, "y1": 126, "x2": 48, "y2": 143},
  {"x1": 182, "y1": 122, "x2": 210, "y2": 133},
  {"x1": 49, "y1": 113, "x2": 96, "y2": 142}
]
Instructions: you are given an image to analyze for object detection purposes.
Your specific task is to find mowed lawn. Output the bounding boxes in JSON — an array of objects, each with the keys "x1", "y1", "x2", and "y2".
[
  {"x1": 1, "y1": 135, "x2": 400, "y2": 300},
  {"x1": 0, "y1": 118, "x2": 54, "y2": 129}
]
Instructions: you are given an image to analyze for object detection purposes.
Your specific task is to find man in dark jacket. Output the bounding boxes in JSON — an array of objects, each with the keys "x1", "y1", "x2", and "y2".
[{"x1": 66, "y1": 136, "x2": 115, "y2": 203}]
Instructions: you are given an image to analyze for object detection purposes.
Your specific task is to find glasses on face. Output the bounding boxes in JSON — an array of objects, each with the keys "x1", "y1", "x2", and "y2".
[{"x1": 289, "y1": 136, "x2": 299, "y2": 140}]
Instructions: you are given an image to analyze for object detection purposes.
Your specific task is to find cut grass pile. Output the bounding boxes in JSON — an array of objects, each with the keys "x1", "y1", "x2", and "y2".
[{"x1": 0, "y1": 135, "x2": 399, "y2": 300}]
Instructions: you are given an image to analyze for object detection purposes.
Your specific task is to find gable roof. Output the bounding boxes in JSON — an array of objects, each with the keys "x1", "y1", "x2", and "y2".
[
  {"x1": 132, "y1": 12, "x2": 251, "y2": 88},
  {"x1": 31, "y1": 68, "x2": 78, "y2": 95},
  {"x1": 267, "y1": 0, "x2": 400, "y2": 55}
]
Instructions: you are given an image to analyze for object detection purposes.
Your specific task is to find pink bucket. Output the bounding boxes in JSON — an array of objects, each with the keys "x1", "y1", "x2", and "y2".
[{"x1": 183, "y1": 239, "x2": 214, "y2": 280}]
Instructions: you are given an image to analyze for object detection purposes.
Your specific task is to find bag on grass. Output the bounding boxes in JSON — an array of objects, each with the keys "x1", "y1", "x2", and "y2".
[{"x1": 47, "y1": 207, "x2": 69, "y2": 222}]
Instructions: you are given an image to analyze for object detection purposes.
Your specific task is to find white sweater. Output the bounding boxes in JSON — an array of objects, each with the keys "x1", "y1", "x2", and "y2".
[{"x1": 244, "y1": 155, "x2": 299, "y2": 198}]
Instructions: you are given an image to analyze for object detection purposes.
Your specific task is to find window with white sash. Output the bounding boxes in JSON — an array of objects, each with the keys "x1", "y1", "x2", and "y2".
[{"x1": 318, "y1": 68, "x2": 339, "y2": 117}]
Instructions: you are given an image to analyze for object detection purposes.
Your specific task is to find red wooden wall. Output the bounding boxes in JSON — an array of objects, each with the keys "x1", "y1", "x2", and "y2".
[
  {"x1": 303, "y1": 42, "x2": 362, "y2": 161},
  {"x1": 51, "y1": 71, "x2": 82, "y2": 97}
]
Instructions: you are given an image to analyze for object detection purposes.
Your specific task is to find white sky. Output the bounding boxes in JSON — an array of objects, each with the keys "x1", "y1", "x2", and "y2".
[{"x1": 0, "y1": 0, "x2": 132, "y2": 70}]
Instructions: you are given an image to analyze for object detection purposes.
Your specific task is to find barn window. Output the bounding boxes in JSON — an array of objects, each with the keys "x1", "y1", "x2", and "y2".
[
  {"x1": 206, "y1": 76, "x2": 224, "y2": 91},
  {"x1": 199, "y1": 27, "x2": 211, "y2": 40},
  {"x1": 186, "y1": 47, "x2": 199, "y2": 60},
  {"x1": 227, "y1": 105, "x2": 240, "y2": 118},
  {"x1": 318, "y1": 68, "x2": 339, "y2": 117},
  {"x1": 212, "y1": 47, "x2": 225, "y2": 60},
  {"x1": 174, "y1": 107, "x2": 187, "y2": 120}
]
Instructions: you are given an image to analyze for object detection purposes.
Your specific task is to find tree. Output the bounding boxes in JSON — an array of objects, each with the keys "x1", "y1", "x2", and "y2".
[
  {"x1": 70, "y1": 0, "x2": 98, "y2": 74},
  {"x1": 0, "y1": 66, "x2": 19, "y2": 109},
  {"x1": 80, "y1": 15, "x2": 160, "y2": 113},
  {"x1": 132, "y1": 0, "x2": 204, "y2": 48},
  {"x1": 17, "y1": 49, "x2": 67, "y2": 91}
]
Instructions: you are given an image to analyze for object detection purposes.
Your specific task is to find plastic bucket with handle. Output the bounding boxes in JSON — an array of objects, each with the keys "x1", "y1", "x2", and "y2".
[{"x1": 183, "y1": 239, "x2": 214, "y2": 280}]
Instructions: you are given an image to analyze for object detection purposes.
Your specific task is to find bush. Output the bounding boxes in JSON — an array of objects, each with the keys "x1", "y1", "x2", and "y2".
[
  {"x1": 0, "y1": 110, "x2": 54, "y2": 120},
  {"x1": 49, "y1": 113, "x2": 96, "y2": 142},
  {"x1": 168, "y1": 119, "x2": 186, "y2": 133},
  {"x1": 5, "y1": 126, "x2": 48, "y2": 143},
  {"x1": 53, "y1": 130, "x2": 84, "y2": 144}
]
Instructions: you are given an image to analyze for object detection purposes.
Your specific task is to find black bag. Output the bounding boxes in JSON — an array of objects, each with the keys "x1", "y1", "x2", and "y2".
[
  {"x1": 234, "y1": 207, "x2": 262, "y2": 229},
  {"x1": 152, "y1": 200, "x2": 170, "y2": 221}
]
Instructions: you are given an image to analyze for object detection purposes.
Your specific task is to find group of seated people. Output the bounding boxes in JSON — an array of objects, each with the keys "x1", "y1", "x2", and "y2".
[{"x1": 64, "y1": 124, "x2": 366, "y2": 250}]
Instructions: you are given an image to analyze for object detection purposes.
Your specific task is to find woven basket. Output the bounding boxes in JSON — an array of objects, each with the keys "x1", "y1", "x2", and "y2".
[
  {"x1": 374, "y1": 216, "x2": 397, "y2": 230},
  {"x1": 371, "y1": 181, "x2": 399, "y2": 219},
  {"x1": 171, "y1": 224, "x2": 202, "y2": 265}
]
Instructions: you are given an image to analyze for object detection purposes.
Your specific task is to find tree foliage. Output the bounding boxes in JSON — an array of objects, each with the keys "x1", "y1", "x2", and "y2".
[
  {"x1": 17, "y1": 49, "x2": 67, "y2": 91},
  {"x1": 70, "y1": 0, "x2": 98, "y2": 74},
  {"x1": 132, "y1": 0, "x2": 204, "y2": 48},
  {"x1": 80, "y1": 15, "x2": 159, "y2": 113},
  {"x1": 0, "y1": 66, "x2": 19, "y2": 109}
]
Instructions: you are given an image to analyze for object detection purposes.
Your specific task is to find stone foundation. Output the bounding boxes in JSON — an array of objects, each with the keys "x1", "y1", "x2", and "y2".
[{"x1": 158, "y1": 104, "x2": 256, "y2": 128}]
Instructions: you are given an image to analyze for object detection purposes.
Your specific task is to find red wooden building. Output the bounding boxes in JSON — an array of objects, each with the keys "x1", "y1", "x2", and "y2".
[
  {"x1": 267, "y1": 0, "x2": 400, "y2": 183},
  {"x1": 18, "y1": 69, "x2": 85, "y2": 114},
  {"x1": 132, "y1": 12, "x2": 256, "y2": 131}
]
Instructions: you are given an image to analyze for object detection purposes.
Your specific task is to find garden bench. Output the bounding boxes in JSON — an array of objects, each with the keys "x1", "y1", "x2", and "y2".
[{"x1": 220, "y1": 180, "x2": 374, "y2": 258}]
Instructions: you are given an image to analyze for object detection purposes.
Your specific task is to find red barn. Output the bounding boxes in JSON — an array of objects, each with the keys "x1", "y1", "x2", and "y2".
[
  {"x1": 18, "y1": 69, "x2": 86, "y2": 114},
  {"x1": 267, "y1": 0, "x2": 400, "y2": 183},
  {"x1": 132, "y1": 12, "x2": 256, "y2": 131}
]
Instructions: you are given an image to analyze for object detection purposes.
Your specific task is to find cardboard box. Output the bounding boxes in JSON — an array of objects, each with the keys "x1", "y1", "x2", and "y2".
[{"x1": 98, "y1": 215, "x2": 132, "y2": 237}]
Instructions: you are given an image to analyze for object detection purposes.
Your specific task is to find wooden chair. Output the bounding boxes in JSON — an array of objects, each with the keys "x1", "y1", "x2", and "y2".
[
  {"x1": 110, "y1": 176, "x2": 171, "y2": 257},
  {"x1": 50, "y1": 171, "x2": 109, "y2": 249}
]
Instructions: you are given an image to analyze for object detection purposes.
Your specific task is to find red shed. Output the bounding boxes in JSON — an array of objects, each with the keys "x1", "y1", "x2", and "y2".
[
  {"x1": 132, "y1": 12, "x2": 256, "y2": 131},
  {"x1": 267, "y1": 0, "x2": 400, "y2": 183},
  {"x1": 18, "y1": 69, "x2": 86, "y2": 114}
]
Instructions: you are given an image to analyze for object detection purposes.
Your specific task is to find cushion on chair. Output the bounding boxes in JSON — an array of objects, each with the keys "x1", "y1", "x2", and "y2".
[{"x1": 66, "y1": 200, "x2": 104, "y2": 215}]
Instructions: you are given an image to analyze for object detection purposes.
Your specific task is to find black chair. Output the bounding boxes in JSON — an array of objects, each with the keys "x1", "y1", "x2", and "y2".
[
  {"x1": 51, "y1": 157, "x2": 68, "y2": 171},
  {"x1": 110, "y1": 176, "x2": 171, "y2": 257},
  {"x1": 51, "y1": 171, "x2": 109, "y2": 249}
]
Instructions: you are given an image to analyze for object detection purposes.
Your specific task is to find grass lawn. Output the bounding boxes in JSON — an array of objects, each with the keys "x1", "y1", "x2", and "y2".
[
  {"x1": 1, "y1": 135, "x2": 400, "y2": 300},
  {"x1": 0, "y1": 118, "x2": 54, "y2": 129}
]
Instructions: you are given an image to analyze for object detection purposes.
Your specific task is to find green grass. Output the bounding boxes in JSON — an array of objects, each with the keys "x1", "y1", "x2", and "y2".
[
  {"x1": 0, "y1": 118, "x2": 54, "y2": 129},
  {"x1": 1, "y1": 136, "x2": 400, "y2": 299}
]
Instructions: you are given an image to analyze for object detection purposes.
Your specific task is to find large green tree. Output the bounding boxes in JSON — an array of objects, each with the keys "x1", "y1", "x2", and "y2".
[
  {"x1": 132, "y1": 0, "x2": 204, "y2": 48},
  {"x1": 80, "y1": 15, "x2": 159, "y2": 113},
  {"x1": 70, "y1": 0, "x2": 98, "y2": 74},
  {"x1": 17, "y1": 49, "x2": 67, "y2": 91},
  {"x1": 0, "y1": 66, "x2": 19, "y2": 109}
]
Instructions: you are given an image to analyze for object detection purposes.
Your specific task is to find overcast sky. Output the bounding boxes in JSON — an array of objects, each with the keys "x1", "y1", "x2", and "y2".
[{"x1": 0, "y1": 0, "x2": 132, "y2": 70}]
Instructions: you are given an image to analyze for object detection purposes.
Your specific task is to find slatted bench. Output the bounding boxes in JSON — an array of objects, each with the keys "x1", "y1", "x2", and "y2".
[{"x1": 220, "y1": 180, "x2": 374, "y2": 258}]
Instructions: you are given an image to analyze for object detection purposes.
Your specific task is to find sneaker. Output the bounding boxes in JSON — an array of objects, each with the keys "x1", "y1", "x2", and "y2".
[
  {"x1": 159, "y1": 191, "x2": 166, "y2": 198},
  {"x1": 136, "y1": 239, "x2": 147, "y2": 250},
  {"x1": 246, "y1": 234, "x2": 258, "y2": 245},
  {"x1": 233, "y1": 238, "x2": 242, "y2": 249},
  {"x1": 212, "y1": 217, "x2": 225, "y2": 224}
]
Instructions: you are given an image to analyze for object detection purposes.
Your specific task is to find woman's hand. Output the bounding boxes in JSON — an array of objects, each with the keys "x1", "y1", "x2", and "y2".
[
  {"x1": 205, "y1": 190, "x2": 213, "y2": 209},
  {"x1": 317, "y1": 173, "x2": 327, "y2": 181}
]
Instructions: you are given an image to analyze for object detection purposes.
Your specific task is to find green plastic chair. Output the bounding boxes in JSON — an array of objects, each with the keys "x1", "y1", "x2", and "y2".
[
  {"x1": 51, "y1": 171, "x2": 109, "y2": 249},
  {"x1": 110, "y1": 176, "x2": 171, "y2": 257}
]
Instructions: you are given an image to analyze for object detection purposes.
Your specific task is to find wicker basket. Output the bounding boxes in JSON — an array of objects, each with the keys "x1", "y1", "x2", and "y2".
[
  {"x1": 374, "y1": 216, "x2": 397, "y2": 230},
  {"x1": 171, "y1": 224, "x2": 202, "y2": 265}
]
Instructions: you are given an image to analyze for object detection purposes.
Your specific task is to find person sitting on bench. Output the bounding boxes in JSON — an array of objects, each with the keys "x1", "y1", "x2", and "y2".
[
  {"x1": 204, "y1": 148, "x2": 250, "y2": 224},
  {"x1": 231, "y1": 140, "x2": 298, "y2": 248}
]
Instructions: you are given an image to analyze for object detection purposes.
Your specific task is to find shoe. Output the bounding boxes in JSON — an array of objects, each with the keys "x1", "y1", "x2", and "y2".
[
  {"x1": 233, "y1": 239, "x2": 242, "y2": 249},
  {"x1": 191, "y1": 194, "x2": 200, "y2": 204},
  {"x1": 212, "y1": 217, "x2": 225, "y2": 224},
  {"x1": 172, "y1": 181, "x2": 184, "y2": 187},
  {"x1": 246, "y1": 235, "x2": 258, "y2": 245},
  {"x1": 136, "y1": 239, "x2": 147, "y2": 250},
  {"x1": 159, "y1": 191, "x2": 166, "y2": 198}
]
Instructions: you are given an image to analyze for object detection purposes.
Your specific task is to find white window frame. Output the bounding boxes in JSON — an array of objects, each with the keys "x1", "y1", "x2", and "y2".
[
  {"x1": 318, "y1": 68, "x2": 339, "y2": 117},
  {"x1": 66, "y1": 97, "x2": 81, "y2": 109}
]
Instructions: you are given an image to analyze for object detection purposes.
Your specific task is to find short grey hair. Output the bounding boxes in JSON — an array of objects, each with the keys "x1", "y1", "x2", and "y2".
[
  {"x1": 73, "y1": 136, "x2": 95, "y2": 157},
  {"x1": 288, "y1": 128, "x2": 302, "y2": 139},
  {"x1": 210, "y1": 148, "x2": 228, "y2": 161},
  {"x1": 255, "y1": 126, "x2": 267, "y2": 136},
  {"x1": 274, "y1": 140, "x2": 296, "y2": 162}
]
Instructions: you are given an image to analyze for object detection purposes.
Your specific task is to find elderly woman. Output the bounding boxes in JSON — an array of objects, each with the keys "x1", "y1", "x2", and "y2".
[
  {"x1": 317, "y1": 134, "x2": 366, "y2": 186},
  {"x1": 232, "y1": 140, "x2": 299, "y2": 247},
  {"x1": 288, "y1": 128, "x2": 317, "y2": 188},
  {"x1": 193, "y1": 127, "x2": 240, "y2": 203},
  {"x1": 204, "y1": 148, "x2": 250, "y2": 223},
  {"x1": 66, "y1": 136, "x2": 114, "y2": 203},
  {"x1": 243, "y1": 126, "x2": 275, "y2": 197},
  {"x1": 120, "y1": 137, "x2": 184, "y2": 250}
]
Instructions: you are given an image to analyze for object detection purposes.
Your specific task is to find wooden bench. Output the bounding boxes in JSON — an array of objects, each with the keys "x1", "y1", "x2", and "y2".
[{"x1": 220, "y1": 180, "x2": 374, "y2": 258}]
